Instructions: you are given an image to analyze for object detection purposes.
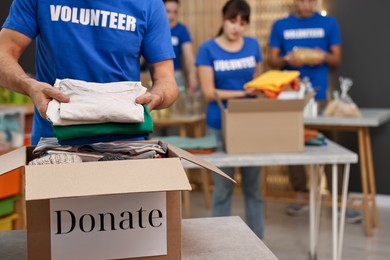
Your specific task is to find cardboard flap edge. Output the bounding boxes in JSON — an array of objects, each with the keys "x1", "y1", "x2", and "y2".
[
  {"x1": 304, "y1": 91, "x2": 316, "y2": 105},
  {"x1": 168, "y1": 144, "x2": 236, "y2": 183},
  {"x1": 214, "y1": 91, "x2": 226, "y2": 112},
  {"x1": 0, "y1": 146, "x2": 26, "y2": 175},
  {"x1": 24, "y1": 158, "x2": 192, "y2": 201}
]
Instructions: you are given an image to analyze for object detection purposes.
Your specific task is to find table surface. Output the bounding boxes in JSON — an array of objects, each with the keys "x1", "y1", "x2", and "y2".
[
  {"x1": 8, "y1": 106, "x2": 390, "y2": 127},
  {"x1": 0, "y1": 216, "x2": 278, "y2": 260},
  {"x1": 153, "y1": 114, "x2": 205, "y2": 124},
  {"x1": 304, "y1": 108, "x2": 390, "y2": 127},
  {"x1": 181, "y1": 140, "x2": 358, "y2": 168}
]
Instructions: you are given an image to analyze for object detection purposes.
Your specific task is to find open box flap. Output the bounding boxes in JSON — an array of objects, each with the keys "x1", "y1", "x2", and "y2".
[
  {"x1": 24, "y1": 157, "x2": 192, "y2": 201},
  {"x1": 304, "y1": 91, "x2": 315, "y2": 104},
  {"x1": 215, "y1": 90, "x2": 315, "y2": 113},
  {"x1": 168, "y1": 144, "x2": 236, "y2": 183},
  {"x1": 0, "y1": 146, "x2": 26, "y2": 176},
  {"x1": 228, "y1": 98, "x2": 304, "y2": 112}
]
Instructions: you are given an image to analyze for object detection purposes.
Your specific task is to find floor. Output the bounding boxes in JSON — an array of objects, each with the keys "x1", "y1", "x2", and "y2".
[{"x1": 185, "y1": 190, "x2": 390, "y2": 260}]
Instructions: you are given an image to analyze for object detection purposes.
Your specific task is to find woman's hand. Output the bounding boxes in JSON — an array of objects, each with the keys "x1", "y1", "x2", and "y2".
[{"x1": 244, "y1": 87, "x2": 261, "y2": 97}]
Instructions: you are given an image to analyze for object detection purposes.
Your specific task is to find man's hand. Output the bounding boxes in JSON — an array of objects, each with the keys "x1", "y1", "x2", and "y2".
[
  {"x1": 138, "y1": 59, "x2": 178, "y2": 111},
  {"x1": 284, "y1": 52, "x2": 304, "y2": 67},
  {"x1": 135, "y1": 91, "x2": 163, "y2": 111},
  {"x1": 306, "y1": 48, "x2": 326, "y2": 66},
  {"x1": 27, "y1": 80, "x2": 70, "y2": 118},
  {"x1": 245, "y1": 87, "x2": 261, "y2": 97}
]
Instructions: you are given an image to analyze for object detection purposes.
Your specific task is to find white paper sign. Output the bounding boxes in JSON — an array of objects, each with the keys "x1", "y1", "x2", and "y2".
[{"x1": 50, "y1": 192, "x2": 166, "y2": 260}]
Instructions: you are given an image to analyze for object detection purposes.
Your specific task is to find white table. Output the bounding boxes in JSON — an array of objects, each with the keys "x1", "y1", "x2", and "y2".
[
  {"x1": 182, "y1": 140, "x2": 358, "y2": 260},
  {"x1": 305, "y1": 108, "x2": 390, "y2": 236},
  {"x1": 0, "y1": 216, "x2": 278, "y2": 260}
]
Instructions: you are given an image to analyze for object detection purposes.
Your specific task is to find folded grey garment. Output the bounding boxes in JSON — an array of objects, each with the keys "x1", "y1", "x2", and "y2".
[
  {"x1": 34, "y1": 138, "x2": 169, "y2": 157},
  {"x1": 28, "y1": 153, "x2": 82, "y2": 165},
  {"x1": 98, "y1": 151, "x2": 159, "y2": 161},
  {"x1": 45, "y1": 150, "x2": 104, "y2": 162},
  {"x1": 98, "y1": 154, "x2": 130, "y2": 161},
  {"x1": 78, "y1": 142, "x2": 168, "y2": 155},
  {"x1": 125, "y1": 150, "x2": 158, "y2": 160},
  {"x1": 33, "y1": 137, "x2": 74, "y2": 155},
  {"x1": 46, "y1": 150, "x2": 159, "y2": 162}
]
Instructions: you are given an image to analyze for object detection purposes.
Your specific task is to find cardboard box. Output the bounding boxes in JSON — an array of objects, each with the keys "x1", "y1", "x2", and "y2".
[
  {"x1": 219, "y1": 93, "x2": 313, "y2": 154},
  {"x1": 0, "y1": 142, "x2": 232, "y2": 260}
]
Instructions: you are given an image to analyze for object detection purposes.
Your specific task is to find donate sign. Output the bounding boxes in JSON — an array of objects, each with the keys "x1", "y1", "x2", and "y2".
[{"x1": 50, "y1": 192, "x2": 167, "y2": 260}]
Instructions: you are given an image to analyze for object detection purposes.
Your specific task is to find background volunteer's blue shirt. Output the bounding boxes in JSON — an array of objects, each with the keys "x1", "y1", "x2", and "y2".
[
  {"x1": 195, "y1": 36, "x2": 262, "y2": 130},
  {"x1": 171, "y1": 22, "x2": 191, "y2": 71},
  {"x1": 3, "y1": 0, "x2": 175, "y2": 145},
  {"x1": 269, "y1": 12, "x2": 341, "y2": 100}
]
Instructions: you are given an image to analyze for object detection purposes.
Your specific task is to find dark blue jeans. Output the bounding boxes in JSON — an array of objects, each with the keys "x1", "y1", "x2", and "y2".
[{"x1": 207, "y1": 127, "x2": 264, "y2": 239}]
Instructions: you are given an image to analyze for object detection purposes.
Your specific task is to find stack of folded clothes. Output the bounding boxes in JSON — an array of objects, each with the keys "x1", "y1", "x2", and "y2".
[
  {"x1": 46, "y1": 79, "x2": 153, "y2": 145},
  {"x1": 304, "y1": 128, "x2": 327, "y2": 146},
  {"x1": 244, "y1": 70, "x2": 300, "y2": 99},
  {"x1": 28, "y1": 138, "x2": 168, "y2": 165}
]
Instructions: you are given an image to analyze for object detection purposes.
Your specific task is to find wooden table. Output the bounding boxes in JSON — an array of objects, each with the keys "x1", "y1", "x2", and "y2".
[
  {"x1": 305, "y1": 108, "x2": 390, "y2": 237},
  {"x1": 182, "y1": 140, "x2": 358, "y2": 260},
  {"x1": 0, "y1": 216, "x2": 278, "y2": 260},
  {"x1": 153, "y1": 114, "x2": 205, "y2": 138}
]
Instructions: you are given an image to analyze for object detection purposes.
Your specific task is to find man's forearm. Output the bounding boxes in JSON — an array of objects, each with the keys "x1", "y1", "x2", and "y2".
[
  {"x1": 324, "y1": 45, "x2": 342, "y2": 68},
  {"x1": 268, "y1": 54, "x2": 287, "y2": 69},
  {"x1": 149, "y1": 59, "x2": 178, "y2": 109},
  {"x1": 325, "y1": 53, "x2": 341, "y2": 67},
  {"x1": 149, "y1": 77, "x2": 178, "y2": 109},
  {"x1": 0, "y1": 29, "x2": 38, "y2": 97},
  {"x1": 0, "y1": 51, "x2": 35, "y2": 97}
]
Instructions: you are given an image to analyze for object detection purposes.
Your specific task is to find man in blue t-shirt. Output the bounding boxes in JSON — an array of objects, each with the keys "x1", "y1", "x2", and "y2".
[
  {"x1": 268, "y1": 0, "x2": 362, "y2": 224},
  {"x1": 268, "y1": 0, "x2": 341, "y2": 102},
  {"x1": 163, "y1": 0, "x2": 197, "y2": 93},
  {"x1": 0, "y1": 0, "x2": 178, "y2": 145}
]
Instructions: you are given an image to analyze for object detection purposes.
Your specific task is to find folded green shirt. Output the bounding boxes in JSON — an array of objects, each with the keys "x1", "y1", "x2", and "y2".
[{"x1": 53, "y1": 105, "x2": 153, "y2": 140}]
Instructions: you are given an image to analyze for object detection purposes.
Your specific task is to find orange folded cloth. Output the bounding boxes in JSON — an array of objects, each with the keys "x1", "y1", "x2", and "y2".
[
  {"x1": 304, "y1": 128, "x2": 319, "y2": 142},
  {"x1": 244, "y1": 70, "x2": 300, "y2": 99}
]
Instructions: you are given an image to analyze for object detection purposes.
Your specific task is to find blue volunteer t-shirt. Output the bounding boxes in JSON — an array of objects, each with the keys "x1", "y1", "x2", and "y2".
[
  {"x1": 171, "y1": 22, "x2": 191, "y2": 71},
  {"x1": 195, "y1": 37, "x2": 262, "y2": 130},
  {"x1": 269, "y1": 12, "x2": 341, "y2": 100},
  {"x1": 3, "y1": 0, "x2": 175, "y2": 145}
]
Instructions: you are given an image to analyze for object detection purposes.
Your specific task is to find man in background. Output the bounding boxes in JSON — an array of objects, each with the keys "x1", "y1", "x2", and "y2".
[
  {"x1": 268, "y1": 0, "x2": 361, "y2": 223},
  {"x1": 163, "y1": 0, "x2": 198, "y2": 93}
]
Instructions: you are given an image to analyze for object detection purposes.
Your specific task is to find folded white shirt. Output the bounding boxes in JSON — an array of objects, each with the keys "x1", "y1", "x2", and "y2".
[{"x1": 46, "y1": 78, "x2": 147, "y2": 126}]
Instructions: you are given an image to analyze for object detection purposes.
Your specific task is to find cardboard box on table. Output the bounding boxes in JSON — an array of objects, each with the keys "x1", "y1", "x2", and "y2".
[
  {"x1": 0, "y1": 141, "x2": 232, "y2": 260},
  {"x1": 218, "y1": 93, "x2": 314, "y2": 154}
]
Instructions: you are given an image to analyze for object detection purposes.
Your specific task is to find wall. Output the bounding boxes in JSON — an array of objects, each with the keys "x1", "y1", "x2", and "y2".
[
  {"x1": 327, "y1": 0, "x2": 390, "y2": 194},
  {"x1": 178, "y1": 0, "x2": 295, "y2": 71},
  {"x1": 0, "y1": 0, "x2": 36, "y2": 75}
]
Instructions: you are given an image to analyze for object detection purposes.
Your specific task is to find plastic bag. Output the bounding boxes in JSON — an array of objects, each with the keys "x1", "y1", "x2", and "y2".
[
  {"x1": 323, "y1": 77, "x2": 361, "y2": 117},
  {"x1": 301, "y1": 77, "x2": 318, "y2": 117}
]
